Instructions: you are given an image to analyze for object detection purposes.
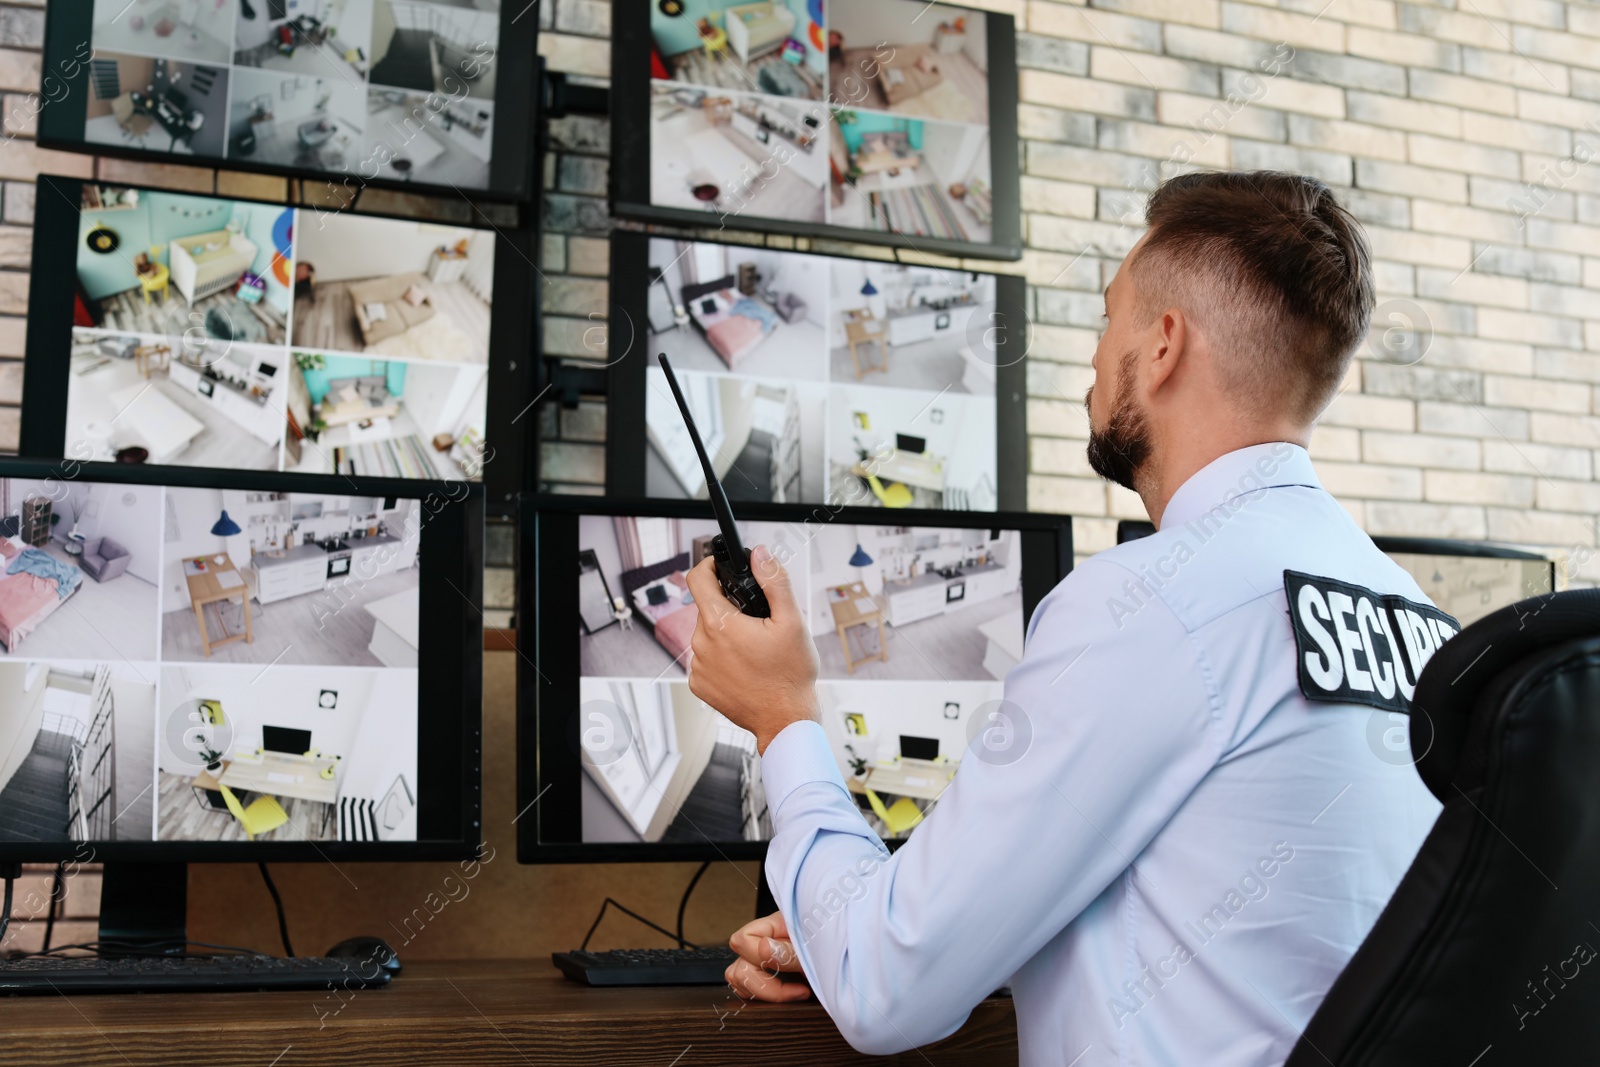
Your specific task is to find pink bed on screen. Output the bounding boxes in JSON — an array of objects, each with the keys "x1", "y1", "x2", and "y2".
[
  {"x1": 705, "y1": 312, "x2": 766, "y2": 366},
  {"x1": 652, "y1": 602, "x2": 700, "y2": 663},
  {"x1": 0, "y1": 571, "x2": 65, "y2": 651}
]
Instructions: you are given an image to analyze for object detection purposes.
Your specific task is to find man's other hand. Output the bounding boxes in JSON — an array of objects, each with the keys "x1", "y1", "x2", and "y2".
[
  {"x1": 686, "y1": 545, "x2": 820, "y2": 753},
  {"x1": 726, "y1": 911, "x2": 811, "y2": 1003}
]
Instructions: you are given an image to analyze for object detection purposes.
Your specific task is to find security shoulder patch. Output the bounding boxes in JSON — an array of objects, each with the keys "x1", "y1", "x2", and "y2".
[{"x1": 1283, "y1": 570, "x2": 1462, "y2": 714}]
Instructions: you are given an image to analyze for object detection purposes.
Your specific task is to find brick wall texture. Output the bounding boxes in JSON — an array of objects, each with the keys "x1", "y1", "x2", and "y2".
[
  {"x1": 535, "y1": 0, "x2": 1600, "y2": 587},
  {"x1": 0, "y1": 0, "x2": 1595, "y2": 588}
]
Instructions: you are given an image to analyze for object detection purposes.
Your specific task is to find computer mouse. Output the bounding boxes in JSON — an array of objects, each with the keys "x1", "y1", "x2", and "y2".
[{"x1": 325, "y1": 935, "x2": 402, "y2": 976}]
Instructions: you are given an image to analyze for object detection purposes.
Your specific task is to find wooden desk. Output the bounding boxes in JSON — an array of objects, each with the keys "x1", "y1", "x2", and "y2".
[
  {"x1": 191, "y1": 762, "x2": 228, "y2": 792},
  {"x1": 846, "y1": 757, "x2": 957, "y2": 802},
  {"x1": 134, "y1": 343, "x2": 170, "y2": 377},
  {"x1": 827, "y1": 582, "x2": 887, "y2": 674},
  {"x1": 0, "y1": 960, "x2": 1018, "y2": 1066},
  {"x1": 855, "y1": 448, "x2": 946, "y2": 492},
  {"x1": 218, "y1": 751, "x2": 338, "y2": 805},
  {"x1": 843, "y1": 312, "x2": 887, "y2": 378},
  {"x1": 184, "y1": 554, "x2": 254, "y2": 656}
]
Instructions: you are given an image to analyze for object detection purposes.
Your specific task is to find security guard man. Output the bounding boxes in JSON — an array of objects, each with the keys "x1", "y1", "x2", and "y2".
[{"x1": 684, "y1": 171, "x2": 1447, "y2": 1065}]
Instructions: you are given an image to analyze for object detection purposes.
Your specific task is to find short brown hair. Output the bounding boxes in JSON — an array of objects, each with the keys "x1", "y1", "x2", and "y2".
[{"x1": 1132, "y1": 171, "x2": 1374, "y2": 423}]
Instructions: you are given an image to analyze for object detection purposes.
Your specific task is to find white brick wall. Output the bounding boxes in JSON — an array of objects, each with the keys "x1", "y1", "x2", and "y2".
[
  {"x1": 0, "y1": 0, "x2": 1590, "y2": 588},
  {"x1": 1004, "y1": 0, "x2": 1600, "y2": 584}
]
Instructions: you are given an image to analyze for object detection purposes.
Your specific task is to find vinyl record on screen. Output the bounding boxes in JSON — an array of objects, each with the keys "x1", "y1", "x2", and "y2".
[
  {"x1": 85, "y1": 226, "x2": 119, "y2": 254},
  {"x1": 658, "y1": 0, "x2": 684, "y2": 14}
]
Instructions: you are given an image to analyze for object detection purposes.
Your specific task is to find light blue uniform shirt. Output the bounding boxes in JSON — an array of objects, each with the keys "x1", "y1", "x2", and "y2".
[{"x1": 761, "y1": 443, "x2": 1443, "y2": 1065}]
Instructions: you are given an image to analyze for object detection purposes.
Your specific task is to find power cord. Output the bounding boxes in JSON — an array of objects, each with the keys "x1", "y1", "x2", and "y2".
[
  {"x1": 581, "y1": 899, "x2": 697, "y2": 951},
  {"x1": 0, "y1": 863, "x2": 19, "y2": 953},
  {"x1": 677, "y1": 861, "x2": 712, "y2": 949},
  {"x1": 578, "y1": 862, "x2": 715, "y2": 953},
  {"x1": 41, "y1": 862, "x2": 64, "y2": 953},
  {"x1": 257, "y1": 863, "x2": 295, "y2": 957}
]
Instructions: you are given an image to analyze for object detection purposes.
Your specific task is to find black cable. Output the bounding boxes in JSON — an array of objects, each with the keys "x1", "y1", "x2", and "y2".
[
  {"x1": 0, "y1": 864, "x2": 17, "y2": 952},
  {"x1": 580, "y1": 898, "x2": 697, "y2": 951},
  {"x1": 41, "y1": 862, "x2": 65, "y2": 953},
  {"x1": 676, "y1": 861, "x2": 712, "y2": 949},
  {"x1": 257, "y1": 863, "x2": 295, "y2": 957}
]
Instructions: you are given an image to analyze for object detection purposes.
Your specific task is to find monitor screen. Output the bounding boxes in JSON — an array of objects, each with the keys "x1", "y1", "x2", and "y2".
[
  {"x1": 611, "y1": 0, "x2": 1021, "y2": 259},
  {"x1": 22, "y1": 176, "x2": 534, "y2": 510},
  {"x1": 37, "y1": 1, "x2": 534, "y2": 200},
  {"x1": 520, "y1": 497, "x2": 1072, "y2": 861},
  {"x1": 606, "y1": 232, "x2": 1028, "y2": 511},
  {"x1": 1380, "y1": 542, "x2": 1556, "y2": 628},
  {"x1": 262, "y1": 725, "x2": 313, "y2": 755},
  {"x1": 0, "y1": 459, "x2": 483, "y2": 863}
]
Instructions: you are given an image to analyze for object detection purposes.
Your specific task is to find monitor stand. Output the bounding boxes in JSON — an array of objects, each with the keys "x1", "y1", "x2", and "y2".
[{"x1": 98, "y1": 863, "x2": 188, "y2": 957}]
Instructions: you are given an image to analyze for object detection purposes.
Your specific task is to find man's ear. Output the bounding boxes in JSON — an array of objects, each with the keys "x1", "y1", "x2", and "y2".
[{"x1": 1145, "y1": 308, "x2": 1187, "y2": 397}]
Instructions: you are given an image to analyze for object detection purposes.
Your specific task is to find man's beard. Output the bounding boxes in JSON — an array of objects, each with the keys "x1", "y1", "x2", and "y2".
[{"x1": 1084, "y1": 350, "x2": 1151, "y2": 492}]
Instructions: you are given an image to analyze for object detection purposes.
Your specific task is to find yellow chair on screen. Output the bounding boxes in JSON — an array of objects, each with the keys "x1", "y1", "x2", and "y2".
[
  {"x1": 865, "y1": 788, "x2": 923, "y2": 835},
  {"x1": 136, "y1": 245, "x2": 169, "y2": 305},
  {"x1": 220, "y1": 785, "x2": 290, "y2": 841},
  {"x1": 865, "y1": 474, "x2": 914, "y2": 509}
]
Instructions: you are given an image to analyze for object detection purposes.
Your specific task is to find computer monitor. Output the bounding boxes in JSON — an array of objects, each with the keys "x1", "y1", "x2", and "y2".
[
  {"x1": 518, "y1": 495, "x2": 1073, "y2": 862},
  {"x1": 0, "y1": 457, "x2": 484, "y2": 947},
  {"x1": 1114, "y1": 521, "x2": 1557, "y2": 625},
  {"x1": 606, "y1": 231, "x2": 1029, "y2": 511},
  {"x1": 37, "y1": 2, "x2": 536, "y2": 200},
  {"x1": 262, "y1": 726, "x2": 313, "y2": 756},
  {"x1": 22, "y1": 175, "x2": 534, "y2": 513},
  {"x1": 1375, "y1": 536, "x2": 1557, "y2": 627},
  {"x1": 899, "y1": 735, "x2": 939, "y2": 761},
  {"x1": 611, "y1": 0, "x2": 1022, "y2": 259}
]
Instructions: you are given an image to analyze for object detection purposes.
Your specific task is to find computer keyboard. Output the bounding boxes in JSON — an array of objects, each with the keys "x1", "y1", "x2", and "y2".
[
  {"x1": 0, "y1": 954, "x2": 393, "y2": 995},
  {"x1": 552, "y1": 946, "x2": 739, "y2": 986}
]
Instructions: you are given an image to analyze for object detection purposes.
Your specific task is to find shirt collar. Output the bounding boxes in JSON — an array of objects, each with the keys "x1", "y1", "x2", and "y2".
[{"x1": 1158, "y1": 443, "x2": 1322, "y2": 530}]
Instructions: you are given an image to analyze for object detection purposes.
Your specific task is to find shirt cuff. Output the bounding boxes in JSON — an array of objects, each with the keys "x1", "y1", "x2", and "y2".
[{"x1": 761, "y1": 720, "x2": 849, "y2": 821}]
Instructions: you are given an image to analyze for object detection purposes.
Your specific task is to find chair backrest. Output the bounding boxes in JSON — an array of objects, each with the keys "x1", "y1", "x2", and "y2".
[
  {"x1": 863, "y1": 788, "x2": 891, "y2": 824},
  {"x1": 1286, "y1": 589, "x2": 1600, "y2": 1066},
  {"x1": 218, "y1": 784, "x2": 247, "y2": 823}
]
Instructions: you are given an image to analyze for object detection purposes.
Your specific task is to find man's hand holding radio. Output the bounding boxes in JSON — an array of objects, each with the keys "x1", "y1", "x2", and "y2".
[{"x1": 686, "y1": 545, "x2": 820, "y2": 753}]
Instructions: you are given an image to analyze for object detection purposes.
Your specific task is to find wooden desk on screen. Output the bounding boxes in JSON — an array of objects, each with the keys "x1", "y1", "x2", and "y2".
[
  {"x1": 0, "y1": 960, "x2": 1018, "y2": 1066},
  {"x1": 846, "y1": 757, "x2": 958, "y2": 802},
  {"x1": 184, "y1": 554, "x2": 253, "y2": 656},
  {"x1": 219, "y1": 751, "x2": 339, "y2": 805}
]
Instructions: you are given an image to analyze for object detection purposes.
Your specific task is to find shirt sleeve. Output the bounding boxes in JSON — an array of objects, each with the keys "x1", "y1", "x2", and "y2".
[{"x1": 761, "y1": 557, "x2": 1223, "y2": 1055}]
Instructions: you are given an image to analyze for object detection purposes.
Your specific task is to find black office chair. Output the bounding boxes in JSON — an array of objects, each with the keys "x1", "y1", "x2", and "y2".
[{"x1": 1286, "y1": 589, "x2": 1600, "y2": 1065}]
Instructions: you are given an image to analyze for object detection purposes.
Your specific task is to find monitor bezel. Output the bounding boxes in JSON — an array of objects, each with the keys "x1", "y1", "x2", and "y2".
[
  {"x1": 21, "y1": 174, "x2": 535, "y2": 519},
  {"x1": 36, "y1": 4, "x2": 536, "y2": 203},
  {"x1": 517, "y1": 493, "x2": 1074, "y2": 864},
  {"x1": 0, "y1": 457, "x2": 484, "y2": 864},
  {"x1": 604, "y1": 229, "x2": 1029, "y2": 510},
  {"x1": 610, "y1": 0, "x2": 1023, "y2": 261}
]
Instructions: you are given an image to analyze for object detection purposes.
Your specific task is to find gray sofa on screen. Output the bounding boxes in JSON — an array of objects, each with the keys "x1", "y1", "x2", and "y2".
[{"x1": 81, "y1": 537, "x2": 131, "y2": 582}]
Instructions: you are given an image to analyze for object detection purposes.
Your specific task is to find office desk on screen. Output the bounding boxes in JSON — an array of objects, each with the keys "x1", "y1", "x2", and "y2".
[
  {"x1": 218, "y1": 751, "x2": 338, "y2": 805},
  {"x1": 847, "y1": 757, "x2": 957, "y2": 802},
  {"x1": 855, "y1": 449, "x2": 946, "y2": 492},
  {"x1": 0, "y1": 961, "x2": 1019, "y2": 1066}
]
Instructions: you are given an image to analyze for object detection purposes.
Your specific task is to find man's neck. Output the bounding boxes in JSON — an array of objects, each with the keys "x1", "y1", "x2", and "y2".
[{"x1": 1141, "y1": 429, "x2": 1310, "y2": 529}]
